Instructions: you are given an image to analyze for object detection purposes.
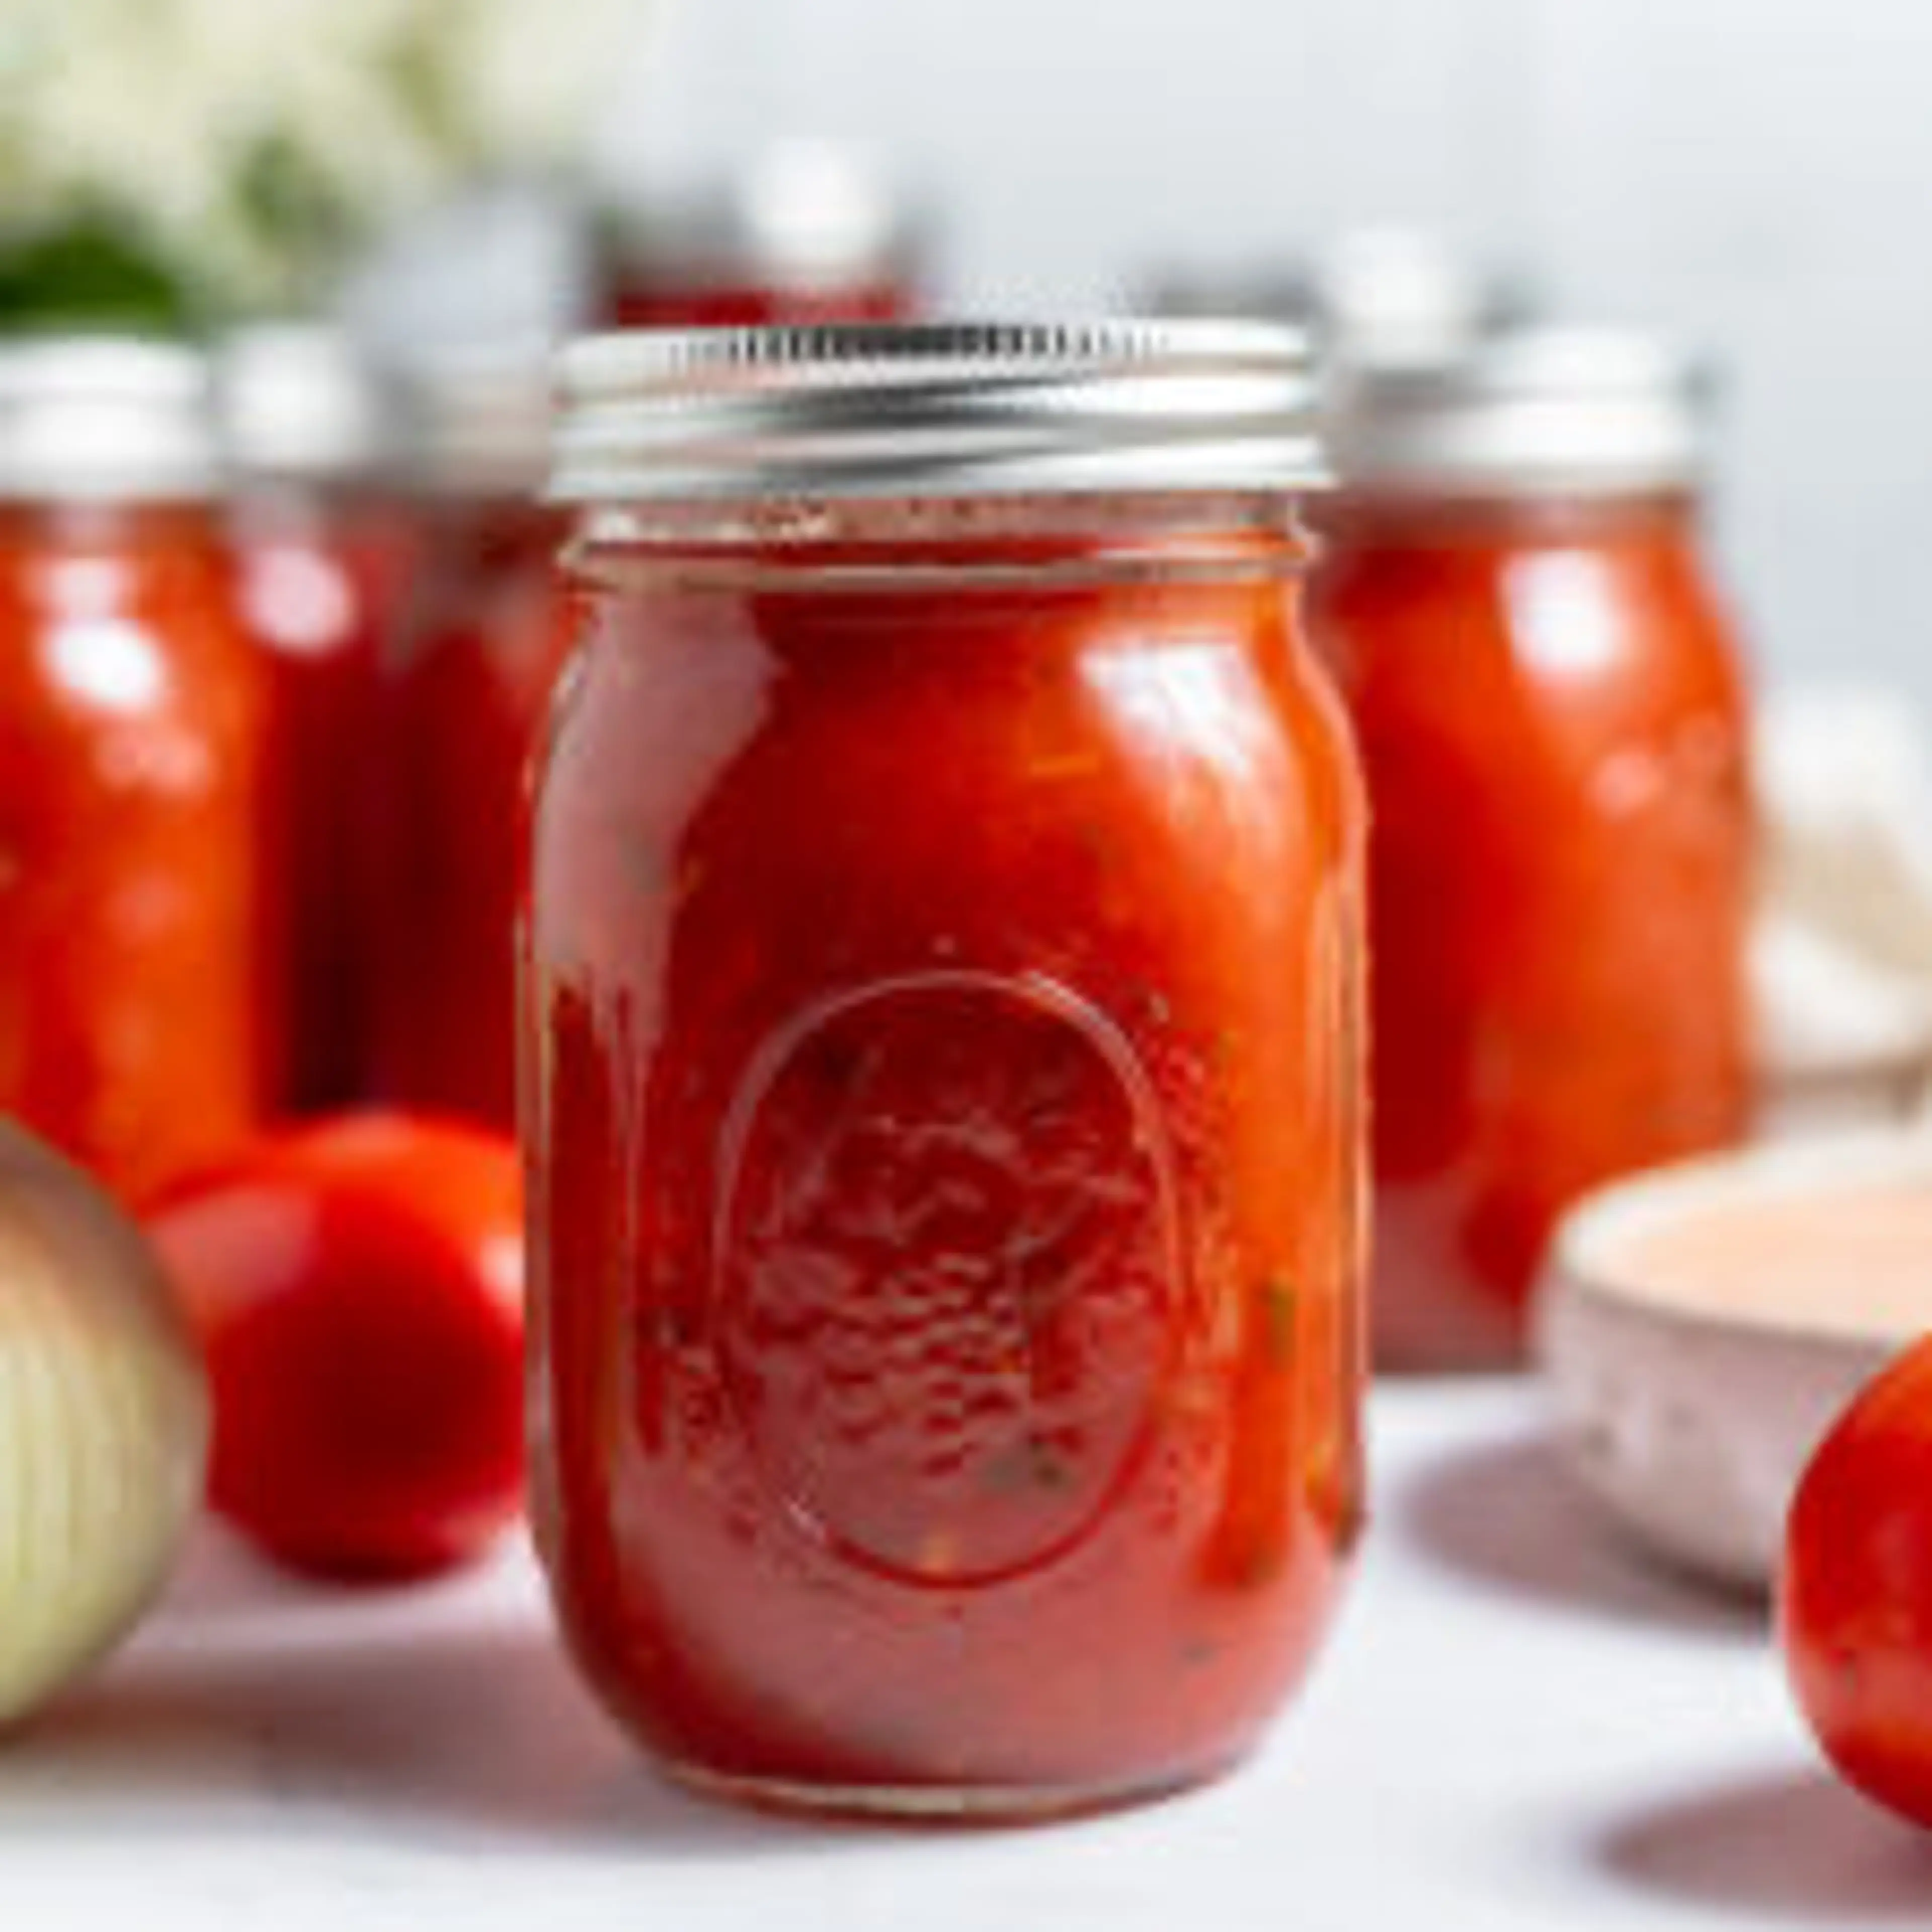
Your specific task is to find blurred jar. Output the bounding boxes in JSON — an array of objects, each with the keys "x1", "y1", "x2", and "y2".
[
  {"x1": 598, "y1": 141, "x2": 921, "y2": 328},
  {"x1": 1312, "y1": 330, "x2": 1755, "y2": 1369},
  {"x1": 0, "y1": 340, "x2": 268, "y2": 1201},
  {"x1": 1150, "y1": 227, "x2": 1532, "y2": 366},
  {"x1": 221, "y1": 324, "x2": 414, "y2": 1114},
  {"x1": 370, "y1": 345, "x2": 568, "y2": 1129}
]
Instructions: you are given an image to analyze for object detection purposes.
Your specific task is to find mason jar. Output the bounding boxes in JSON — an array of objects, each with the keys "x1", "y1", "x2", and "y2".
[
  {"x1": 598, "y1": 143, "x2": 919, "y2": 329},
  {"x1": 0, "y1": 339, "x2": 267, "y2": 1200},
  {"x1": 1314, "y1": 329, "x2": 1755, "y2": 1369},
  {"x1": 220, "y1": 323, "x2": 411, "y2": 1114},
  {"x1": 525, "y1": 322, "x2": 1367, "y2": 1820},
  {"x1": 369, "y1": 346, "x2": 570, "y2": 1128}
]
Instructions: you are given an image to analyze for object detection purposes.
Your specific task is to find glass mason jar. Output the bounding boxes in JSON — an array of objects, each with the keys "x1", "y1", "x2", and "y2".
[
  {"x1": 526, "y1": 323, "x2": 1367, "y2": 1820},
  {"x1": 599, "y1": 143, "x2": 919, "y2": 329},
  {"x1": 369, "y1": 348, "x2": 571, "y2": 1128},
  {"x1": 1150, "y1": 227, "x2": 1532, "y2": 366},
  {"x1": 1313, "y1": 331, "x2": 1755, "y2": 1369},
  {"x1": 0, "y1": 340, "x2": 268, "y2": 1201},
  {"x1": 221, "y1": 324, "x2": 414, "y2": 1115}
]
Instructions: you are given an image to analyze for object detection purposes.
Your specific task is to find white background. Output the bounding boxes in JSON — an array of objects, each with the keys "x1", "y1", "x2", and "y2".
[{"x1": 590, "y1": 0, "x2": 1932, "y2": 704}]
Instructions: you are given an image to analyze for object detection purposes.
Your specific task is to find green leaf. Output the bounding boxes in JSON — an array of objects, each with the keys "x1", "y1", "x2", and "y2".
[
  {"x1": 0, "y1": 215, "x2": 197, "y2": 336},
  {"x1": 233, "y1": 133, "x2": 360, "y2": 293},
  {"x1": 1257, "y1": 1275, "x2": 1298, "y2": 1367},
  {"x1": 384, "y1": 14, "x2": 476, "y2": 166}
]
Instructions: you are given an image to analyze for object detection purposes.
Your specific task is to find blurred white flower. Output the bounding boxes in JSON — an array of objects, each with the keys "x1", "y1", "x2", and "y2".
[{"x1": 0, "y1": 0, "x2": 650, "y2": 317}]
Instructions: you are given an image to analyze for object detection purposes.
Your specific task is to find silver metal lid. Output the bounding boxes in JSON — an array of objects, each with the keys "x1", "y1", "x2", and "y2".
[
  {"x1": 0, "y1": 338, "x2": 218, "y2": 502},
  {"x1": 550, "y1": 319, "x2": 1326, "y2": 503},
  {"x1": 1325, "y1": 327, "x2": 1711, "y2": 499},
  {"x1": 607, "y1": 140, "x2": 917, "y2": 294},
  {"x1": 399, "y1": 340, "x2": 555, "y2": 496},
  {"x1": 217, "y1": 325, "x2": 392, "y2": 484}
]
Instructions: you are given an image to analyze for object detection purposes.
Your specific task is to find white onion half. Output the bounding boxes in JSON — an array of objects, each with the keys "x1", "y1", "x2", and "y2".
[{"x1": 0, "y1": 1123, "x2": 208, "y2": 1722}]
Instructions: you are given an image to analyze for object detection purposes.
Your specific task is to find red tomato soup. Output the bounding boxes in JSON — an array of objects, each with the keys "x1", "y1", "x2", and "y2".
[
  {"x1": 1313, "y1": 332, "x2": 1754, "y2": 1369},
  {"x1": 0, "y1": 341, "x2": 267, "y2": 1201},
  {"x1": 222, "y1": 326, "x2": 416, "y2": 1114},
  {"x1": 526, "y1": 324, "x2": 1367, "y2": 1819},
  {"x1": 370, "y1": 351, "x2": 569, "y2": 1128}
]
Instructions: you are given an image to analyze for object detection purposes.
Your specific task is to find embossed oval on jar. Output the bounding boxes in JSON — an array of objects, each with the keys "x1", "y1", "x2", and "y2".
[{"x1": 714, "y1": 970, "x2": 1180, "y2": 1588}]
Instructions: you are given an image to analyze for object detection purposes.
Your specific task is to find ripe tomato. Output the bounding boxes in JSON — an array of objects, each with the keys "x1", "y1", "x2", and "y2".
[
  {"x1": 149, "y1": 1112, "x2": 524, "y2": 1581},
  {"x1": 1781, "y1": 1335, "x2": 1932, "y2": 1828}
]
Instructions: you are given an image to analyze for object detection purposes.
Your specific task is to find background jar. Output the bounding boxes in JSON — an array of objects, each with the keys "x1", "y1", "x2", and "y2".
[
  {"x1": 219, "y1": 324, "x2": 414, "y2": 1116},
  {"x1": 369, "y1": 345, "x2": 571, "y2": 1129},
  {"x1": 596, "y1": 143, "x2": 921, "y2": 328},
  {"x1": 1312, "y1": 330, "x2": 1756, "y2": 1370},
  {"x1": 0, "y1": 340, "x2": 268, "y2": 1201},
  {"x1": 527, "y1": 323, "x2": 1367, "y2": 1820}
]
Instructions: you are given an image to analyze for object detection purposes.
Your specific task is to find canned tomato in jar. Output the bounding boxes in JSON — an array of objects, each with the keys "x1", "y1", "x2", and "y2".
[
  {"x1": 1314, "y1": 330, "x2": 1755, "y2": 1369},
  {"x1": 370, "y1": 347, "x2": 571, "y2": 1129},
  {"x1": 525, "y1": 322, "x2": 1368, "y2": 1820},
  {"x1": 220, "y1": 323, "x2": 412, "y2": 1115},
  {"x1": 0, "y1": 339, "x2": 269, "y2": 1201}
]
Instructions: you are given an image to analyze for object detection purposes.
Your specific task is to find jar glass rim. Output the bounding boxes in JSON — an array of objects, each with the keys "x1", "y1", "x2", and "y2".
[{"x1": 562, "y1": 489, "x2": 1319, "y2": 588}]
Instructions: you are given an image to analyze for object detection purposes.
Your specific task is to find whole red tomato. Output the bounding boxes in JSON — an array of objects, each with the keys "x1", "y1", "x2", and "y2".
[
  {"x1": 1781, "y1": 1335, "x2": 1932, "y2": 1828},
  {"x1": 149, "y1": 1113, "x2": 525, "y2": 1581}
]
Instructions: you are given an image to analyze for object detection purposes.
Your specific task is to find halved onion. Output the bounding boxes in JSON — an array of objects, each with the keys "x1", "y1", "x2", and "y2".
[{"x1": 0, "y1": 1122, "x2": 208, "y2": 1721}]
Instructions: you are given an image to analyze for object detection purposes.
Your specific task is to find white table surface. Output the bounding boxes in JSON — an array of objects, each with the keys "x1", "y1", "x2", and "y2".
[{"x1": 7, "y1": 1381, "x2": 1926, "y2": 1930}]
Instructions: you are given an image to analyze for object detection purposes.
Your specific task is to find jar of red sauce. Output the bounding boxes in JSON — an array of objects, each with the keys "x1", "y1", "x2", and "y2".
[
  {"x1": 1313, "y1": 330, "x2": 1755, "y2": 1368},
  {"x1": 1151, "y1": 226, "x2": 1533, "y2": 366},
  {"x1": 221, "y1": 325, "x2": 413, "y2": 1114},
  {"x1": 599, "y1": 142, "x2": 919, "y2": 328},
  {"x1": 527, "y1": 322, "x2": 1366, "y2": 1819},
  {"x1": 0, "y1": 340, "x2": 267, "y2": 1200},
  {"x1": 369, "y1": 348, "x2": 569, "y2": 1128}
]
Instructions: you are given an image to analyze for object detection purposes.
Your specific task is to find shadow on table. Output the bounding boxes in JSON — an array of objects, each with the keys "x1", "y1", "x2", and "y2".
[
  {"x1": 1397, "y1": 1426, "x2": 1759, "y2": 1640},
  {"x1": 1593, "y1": 1766, "x2": 1932, "y2": 1920},
  {"x1": 8, "y1": 1592, "x2": 854, "y2": 1860}
]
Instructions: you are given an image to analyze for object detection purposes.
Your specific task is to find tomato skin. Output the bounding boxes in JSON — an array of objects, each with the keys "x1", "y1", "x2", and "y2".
[
  {"x1": 148, "y1": 1113, "x2": 524, "y2": 1581},
  {"x1": 1781, "y1": 1336, "x2": 1932, "y2": 1829}
]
